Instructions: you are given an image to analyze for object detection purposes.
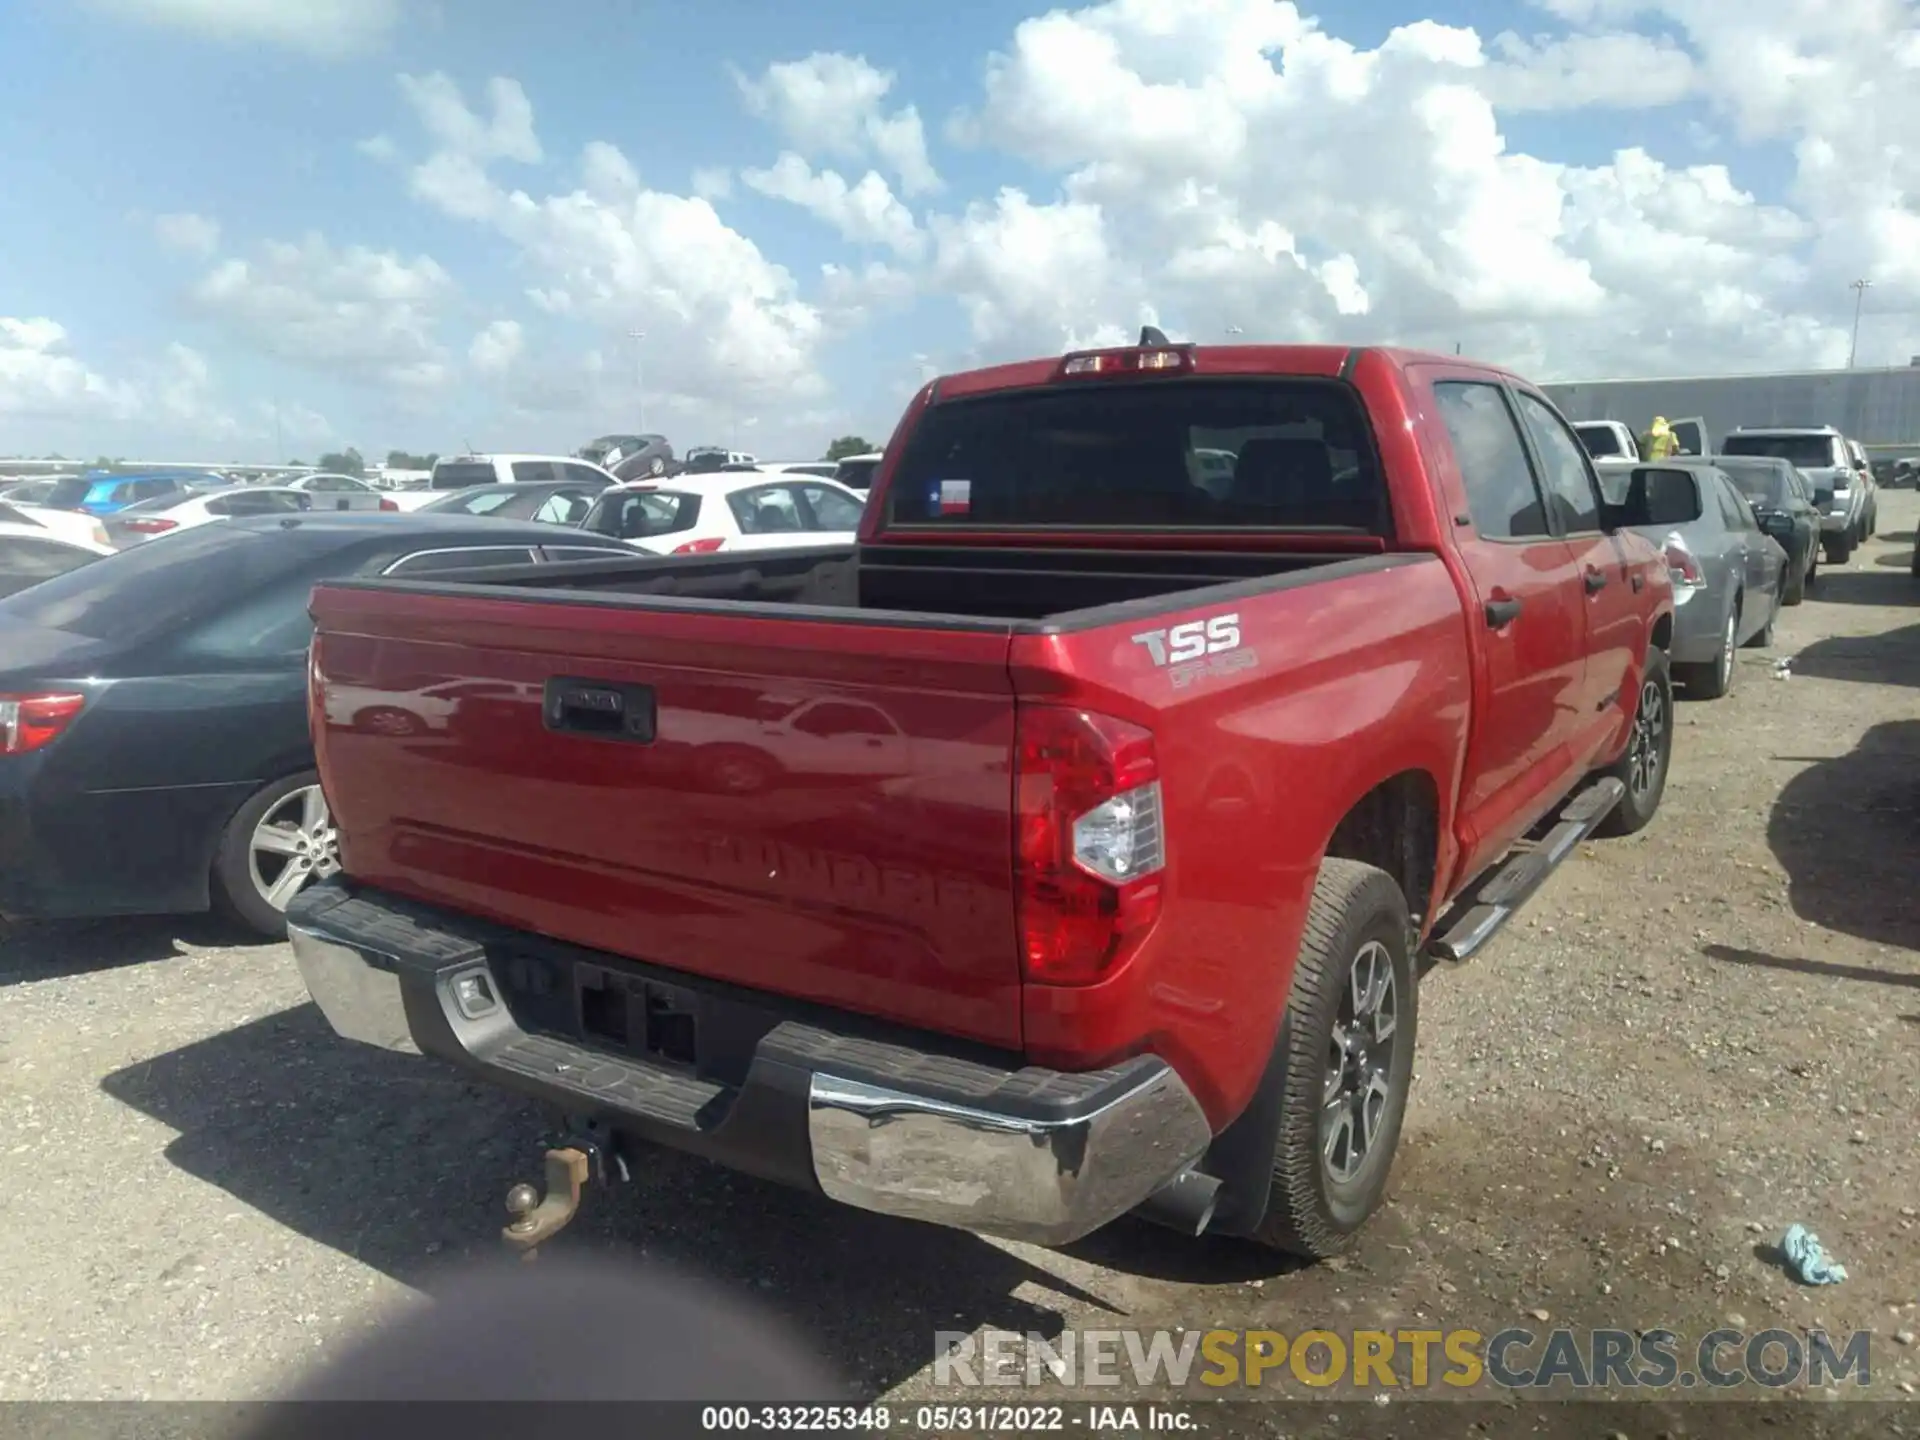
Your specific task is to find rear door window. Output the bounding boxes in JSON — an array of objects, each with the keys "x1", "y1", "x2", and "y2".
[
  {"x1": 558, "y1": 463, "x2": 612, "y2": 488},
  {"x1": 888, "y1": 379, "x2": 1385, "y2": 531},
  {"x1": 794, "y1": 483, "x2": 866, "y2": 530},
  {"x1": 510, "y1": 461, "x2": 560, "y2": 483},
  {"x1": 531, "y1": 489, "x2": 594, "y2": 525},
  {"x1": 729, "y1": 485, "x2": 806, "y2": 533},
  {"x1": 1432, "y1": 382, "x2": 1551, "y2": 541},
  {"x1": 1721, "y1": 434, "x2": 1843, "y2": 468},
  {"x1": 430, "y1": 462, "x2": 499, "y2": 490}
]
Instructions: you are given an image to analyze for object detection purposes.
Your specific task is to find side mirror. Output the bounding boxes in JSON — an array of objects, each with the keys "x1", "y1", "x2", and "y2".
[{"x1": 1759, "y1": 510, "x2": 1794, "y2": 539}]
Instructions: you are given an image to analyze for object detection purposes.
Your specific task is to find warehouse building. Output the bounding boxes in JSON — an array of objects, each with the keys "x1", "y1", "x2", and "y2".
[{"x1": 1541, "y1": 363, "x2": 1920, "y2": 470}]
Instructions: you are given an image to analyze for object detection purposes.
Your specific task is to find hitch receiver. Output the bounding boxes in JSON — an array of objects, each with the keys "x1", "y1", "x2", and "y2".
[{"x1": 502, "y1": 1147, "x2": 591, "y2": 1260}]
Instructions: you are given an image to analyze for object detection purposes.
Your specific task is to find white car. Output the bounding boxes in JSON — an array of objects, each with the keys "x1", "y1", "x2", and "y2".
[
  {"x1": 394, "y1": 454, "x2": 623, "y2": 512},
  {"x1": 579, "y1": 472, "x2": 868, "y2": 555},
  {"x1": 283, "y1": 472, "x2": 395, "y2": 512},
  {"x1": 103, "y1": 485, "x2": 315, "y2": 546},
  {"x1": 0, "y1": 499, "x2": 113, "y2": 550},
  {"x1": 0, "y1": 520, "x2": 113, "y2": 598},
  {"x1": 719, "y1": 460, "x2": 841, "y2": 479}
]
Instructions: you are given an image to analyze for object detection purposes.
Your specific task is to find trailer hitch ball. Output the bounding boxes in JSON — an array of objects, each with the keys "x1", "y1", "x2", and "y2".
[{"x1": 502, "y1": 1147, "x2": 591, "y2": 1260}]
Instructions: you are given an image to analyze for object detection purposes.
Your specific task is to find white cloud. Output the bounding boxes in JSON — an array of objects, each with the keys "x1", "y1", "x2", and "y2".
[
  {"x1": 153, "y1": 211, "x2": 222, "y2": 257},
  {"x1": 397, "y1": 75, "x2": 830, "y2": 412},
  {"x1": 0, "y1": 318, "x2": 139, "y2": 422},
  {"x1": 468, "y1": 319, "x2": 524, "y2": 374},
  {"x1": 84, "y1": 0, "x2": 401, "y2": 56},
  {"x1": 691, "y1": 166, "x2": 734, "y2": 200},
  {"x1": 189, "y1": 233, "x2": 455, "y2": 390},
  {"x1": 741, "y1": 154, "x2": 924, "y2": 257},
  {"x1": 357, "y1": 134, "x2": 400, "y2": 163},
  {"x1": 737, "y1": 53, "x2": 940, "y2": 196},
  {"x1": 398, "y1": 72, "x2": 542, "y2": 164},
  {"x1": 923, "y1": 0, "x2": 1919, "y2": 376}
]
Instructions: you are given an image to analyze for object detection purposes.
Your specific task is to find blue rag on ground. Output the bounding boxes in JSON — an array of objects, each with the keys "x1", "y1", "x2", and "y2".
[{"x1": 1780, "y1": 1224, "x2": 1847, "y2": 1285}]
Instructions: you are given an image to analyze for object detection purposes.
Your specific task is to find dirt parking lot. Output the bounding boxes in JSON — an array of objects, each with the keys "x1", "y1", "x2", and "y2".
[{"x1": 3, "y1": 495, "x2": 1917, "y2": 1425}]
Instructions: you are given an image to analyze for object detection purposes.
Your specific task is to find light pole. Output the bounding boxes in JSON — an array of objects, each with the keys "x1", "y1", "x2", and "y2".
[
  {"x1": 1224, "y1": 324, "x2": 1244, "y2": 338},
  {"x1": 627, "y1": 328, "x2": 646, "y2": 427},
  {"x1": 1847, "y1": 280, "x2": 1872, "y2": 369}
]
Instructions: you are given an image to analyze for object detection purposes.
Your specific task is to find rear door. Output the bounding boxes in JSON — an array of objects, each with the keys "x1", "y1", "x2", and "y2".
[
  {"x1": 726, "y1": 482, "x2": 831, "y2": 551},
  {"x1": 1509, "y1": 387, "x2": 1643, "y2": 756},
  {"x1": 1710, "y1": 471, "x2": 1777, "y2": 628},
  {"x1": 1417, "y1": 371, "x2": 1592, "y2": 875}
]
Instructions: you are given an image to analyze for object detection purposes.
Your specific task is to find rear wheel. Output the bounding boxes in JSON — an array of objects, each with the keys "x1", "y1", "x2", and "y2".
[
  {"x1": 649, "y1": 456, "x2": 666, "y2": 477},
  {"x1": 1746, "y1": 587, "x2": 1780, "y2": 647},
  {"x1": 1825, "y1": 533, "x2": 1853, "y2": 565},
  {"x1": 211, "y1": 771, "x2": 339, "y2": 938},
  {"x1": 1252, "y1": 859, "x2": 1417, "y2": 1260},
  {"x1": 1595, "y1": 647, "x2": 1673, "y2": 837},
  {"x1": 1783, "y1": 558, "x2": 1806, "y2": 606},
  {"x1": 1679, "y1": 602, "x2": 1738, "y2": 699}
]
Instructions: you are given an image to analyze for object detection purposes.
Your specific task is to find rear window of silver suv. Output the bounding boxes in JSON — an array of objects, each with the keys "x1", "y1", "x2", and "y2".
[{"x1": 1721, "y1": 433, "x2": 1844, "y2": 469}]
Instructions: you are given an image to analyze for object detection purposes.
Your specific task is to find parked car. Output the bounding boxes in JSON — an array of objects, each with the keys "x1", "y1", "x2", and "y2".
[
  {"x1": 678, "y1": 447, "x2": 756, "y2": 476},
  {"x1": 1705, "y1": 456, "x2": 1821, "y2": 605},
  {"x1": 0, "y1": 500, "x2": 114, "y2": 551},
  {"x1": 579, "y1": 473, "x2": 867, "y2": 555},
  {"x1": 831, "y1": 451, "x2": 884, "y2": 492},
  {"x1": 413, "y1": 480, "x2": 610, "y2": 526},
  {"x1": 580, "y1": 434, "x2": 676, "y2": 477},
  {"x1": 1571, "y1": 420, "x2": 1641, "y2": 462},
  {"x1": 1843, "y1": 439, "x2": 1879, "y2": 538},
  {"x1": 1894, "y1": 457, "x2": 1918, "y2": 489},
  {"x1": 288, "y1": 337, "x2": 1678, "y2": 1262},
  {"x1": 410, "y1": 455, "x2": 621, "y2": 513},
  {"x1": 1718, "y1": 426, "x2": 1868, "y2": 563},
  {"x1": 37, "y1": 471, "x2": 212, "y2": 516},
  {"x1": 0, "y1": 521, "x2": 112, "y2": 598},
  {"x1": 1595, "y1": 459, "x2": 1786, "y2": 698},
  {"x1": 283, "y1": 472, "x2": 396, "y2": 513},
  {"x1": 103, "y1": 485, "x2": 314, "y2": 547},
  {"x1": 0, "y1": 513, "x2": 641, "y2": 938}
]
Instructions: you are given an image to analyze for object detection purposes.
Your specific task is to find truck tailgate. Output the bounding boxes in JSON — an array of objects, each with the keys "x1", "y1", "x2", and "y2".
[{"x1": 308, "y1": 584, "x2": 1024, "y2": 1047}]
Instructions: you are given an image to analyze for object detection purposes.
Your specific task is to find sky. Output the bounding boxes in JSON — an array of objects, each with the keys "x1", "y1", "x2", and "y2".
[{"x1": 1, "y1": 0, "x2": 1917, "y2": 465}]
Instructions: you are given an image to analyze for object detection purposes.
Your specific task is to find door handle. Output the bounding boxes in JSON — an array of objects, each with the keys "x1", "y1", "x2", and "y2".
[
  {"x1": 542, "y1": 676, "x2": 657, "y2": 741},
  {"x1": 1584, "y1": 568, "x2": 1608, "y2": 594},
  {"x1": 1484, "y1": 596, "x2": 1523, "y2": 628}
]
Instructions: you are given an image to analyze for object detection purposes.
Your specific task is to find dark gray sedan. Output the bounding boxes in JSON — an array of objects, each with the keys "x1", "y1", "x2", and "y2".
[{"x1": 1596, "y1": 459, "x2": 1789, "y2": 699}]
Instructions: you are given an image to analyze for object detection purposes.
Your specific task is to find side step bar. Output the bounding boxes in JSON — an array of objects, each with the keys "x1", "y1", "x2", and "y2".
[{"x1": 1425, "y1": 776, "x2": 1625, "y2": 965}]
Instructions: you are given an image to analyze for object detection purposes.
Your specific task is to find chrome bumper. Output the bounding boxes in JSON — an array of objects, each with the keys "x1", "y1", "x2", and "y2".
[
  {"x1": 287, "y1": 892, "x2": 1212, "y2": 1248},
  {"x1": 808, "y1": 1067, "x2": 1212, "y2": 1247}
]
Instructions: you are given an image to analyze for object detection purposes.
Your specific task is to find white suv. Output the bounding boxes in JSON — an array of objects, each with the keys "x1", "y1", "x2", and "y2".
[
  {"x1": 1719, "y1": 426, "x2": 1874, "y2": 562},
  {"x1": 389, "y1": 454, "x2": 619, "y2": 512}
]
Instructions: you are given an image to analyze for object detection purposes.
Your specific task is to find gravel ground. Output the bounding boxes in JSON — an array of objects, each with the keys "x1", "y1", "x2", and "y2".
[{"x1": 2, "y1": 494, "x2": 1917, "y2": 1431}]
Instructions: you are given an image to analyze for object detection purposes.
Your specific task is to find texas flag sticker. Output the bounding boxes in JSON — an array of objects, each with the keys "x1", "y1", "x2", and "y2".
[{"x1": 938, "y1": 479, "x2": 972, "y2": 516}]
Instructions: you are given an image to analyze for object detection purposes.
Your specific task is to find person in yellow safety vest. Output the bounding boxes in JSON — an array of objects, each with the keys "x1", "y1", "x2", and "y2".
[{"x1": 1641, "y1": 416, "x2": 1680, "y2": 459}]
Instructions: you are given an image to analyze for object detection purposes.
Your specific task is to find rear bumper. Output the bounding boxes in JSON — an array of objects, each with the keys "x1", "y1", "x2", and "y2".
[{"x1": 285, "y1": 879, "x2": 1211, "y2": 1246}]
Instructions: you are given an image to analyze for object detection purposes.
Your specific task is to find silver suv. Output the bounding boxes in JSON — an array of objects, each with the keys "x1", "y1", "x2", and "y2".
[{"x1": 1719, "y1": 426, "x2": 1874, "y2": 563}]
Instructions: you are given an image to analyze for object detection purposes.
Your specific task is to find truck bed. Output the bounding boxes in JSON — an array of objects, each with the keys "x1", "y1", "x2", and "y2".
[{"x1": 308, "y1": 538, "x2": 1437, "y2": 1054}]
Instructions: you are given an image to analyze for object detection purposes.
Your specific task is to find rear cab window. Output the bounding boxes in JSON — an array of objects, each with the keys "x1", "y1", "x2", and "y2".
[
  {"x1": 885, "y1": 379, "x2": 1387, "y2": 531},
  {"x1": 1721, "y1": 434, "x2": 1844, "y2": 469}
]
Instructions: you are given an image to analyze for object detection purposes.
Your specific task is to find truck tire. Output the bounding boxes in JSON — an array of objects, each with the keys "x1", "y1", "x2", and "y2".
[
  {"x1": 1252, "y1": 858, "x2": 1417, "y2": 1260},
  {"x1": 1679, "y1": 601, "x2": 1737, "y2": 700},
  {"x1": 1594, "y1": 647, "x2": 1673, "y2": 838}
]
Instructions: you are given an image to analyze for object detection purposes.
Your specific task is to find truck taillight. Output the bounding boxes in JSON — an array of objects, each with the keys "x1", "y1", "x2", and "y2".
[
  {"x1": 1663, "y1": 532, "x2": 1704, "y2": 594},
  {"x1": 673, "y1": 537, "x2": 725, "y2": 554},
  {"x1": 0, "y1": 692, "x2": 86, "y2": 755},
  {"x1": 378, "y1": 497, "x2": 398, "y2": 512},
  {"x1": 1015, "y1": 706, "x2": 1165, "y2": 986}
]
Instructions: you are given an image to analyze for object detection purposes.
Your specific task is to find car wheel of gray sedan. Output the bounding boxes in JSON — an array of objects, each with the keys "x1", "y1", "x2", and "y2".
[
  {"x1": 1681, "y1": 603, "x2": 1738, "y2": 700},
  {"x1": 1253, "y1": 858, "x2": 1417, "y2": 1260},
  {"x1": 211, "y1": 770, "x2": 339, "y2": 938},
  {"x1": 649, "y1": 456, "x2": 666, "y2": 477},
  {"x1": 1825, "y1": 534, "x2": 1852, "y2": 565},
  {"x1": 1747, "y1": 587, "x2": 1780, "y2": 648},
  {"x1": 1595, "y1": 646, "x2": 1673, "y2": 837},
  {"x1": 1783, "y1": 552, "x2": 1807, "y2": 606}
]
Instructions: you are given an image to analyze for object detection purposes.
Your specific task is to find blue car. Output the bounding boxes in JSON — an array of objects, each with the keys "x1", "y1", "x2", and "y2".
[{"x1": 38, "y1": 471, "x2": 217, "y2": 516}]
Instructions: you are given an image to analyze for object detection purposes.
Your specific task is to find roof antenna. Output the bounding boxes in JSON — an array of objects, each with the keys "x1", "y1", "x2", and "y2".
[{"x1": 1139, "y1": 325, "x2": 1170, "y2": 347}]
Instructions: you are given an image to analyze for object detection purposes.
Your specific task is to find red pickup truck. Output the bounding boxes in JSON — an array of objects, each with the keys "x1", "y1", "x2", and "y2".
[{"x1": 288, "y1": 337, "x2": 1675, "y2": 1259}]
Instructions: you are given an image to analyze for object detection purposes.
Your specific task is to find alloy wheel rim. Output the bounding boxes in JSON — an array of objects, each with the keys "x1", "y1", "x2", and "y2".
[
  {"x1": 1628, "y1": 678, "x2": 1666, "y2": 798},
  {"x1": 248, "y1": 784, "x2": 339, "y2": 912},
  {"x1": 1322, "y1": 940, "x2": 1399, "y2": 1185}
]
